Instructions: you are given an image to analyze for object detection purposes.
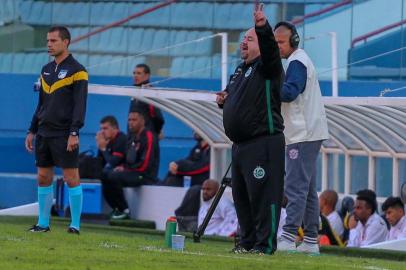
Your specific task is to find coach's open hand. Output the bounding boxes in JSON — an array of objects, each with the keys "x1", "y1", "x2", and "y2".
[
  {"x1": 254, "y1": 3, "x2": 266, "y2": 27},
  {"x1": 67, "y1": 135, "x2": 79, "y2": 152}
]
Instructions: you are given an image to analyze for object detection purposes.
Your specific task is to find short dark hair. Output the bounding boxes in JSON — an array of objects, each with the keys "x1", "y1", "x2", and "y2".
[
  {"x1": 382, "y1": 196, "x2": 404, "y2": 212},
  {"x1": 135, "y1": 63, "x2": 150, "y2": 74},
  {"x1": 129, "y1": 111, "x2": 145, "y2": 120},
  {"x1": 48, "y1": 26, "x2": 71, "y2": 45},
  {"x1": 321, "y1": 189, "x2": 339, "y2": 208},
  {"x1": 356, "y1": 189, "x2": 377, "y2": 213},
  {"x1": 100, "y1": 115, "x2": 119, "y2": 129}
]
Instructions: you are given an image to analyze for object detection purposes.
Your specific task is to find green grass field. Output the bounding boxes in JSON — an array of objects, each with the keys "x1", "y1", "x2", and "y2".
[{"x1": 0, "y1": 216, "x2": 404, "y2": 270}]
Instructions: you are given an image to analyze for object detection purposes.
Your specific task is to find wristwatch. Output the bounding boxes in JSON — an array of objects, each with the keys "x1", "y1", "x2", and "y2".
[{"x1": 70, "y1": 131, "x2": 78, "y2": 136}]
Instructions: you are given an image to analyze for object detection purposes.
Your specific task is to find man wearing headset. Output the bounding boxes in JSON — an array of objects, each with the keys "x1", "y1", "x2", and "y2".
[{"x1": 274, "y1": 22, "x2": 329, "y2": 254}]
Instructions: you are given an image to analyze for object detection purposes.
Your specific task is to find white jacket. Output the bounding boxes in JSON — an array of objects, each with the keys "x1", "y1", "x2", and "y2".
[
  {"x1": 388, "y1": 215, "x2": 406, "y2": 241},
  {"x1": 197, "y1": 196, "x2": 238, "y2": 237},
  {"x1": 281, "y1": 49, "x2": 329, "y2": 145},
  {"x1": 347, "y1": 213, "x2": 388, "y2": 247}
]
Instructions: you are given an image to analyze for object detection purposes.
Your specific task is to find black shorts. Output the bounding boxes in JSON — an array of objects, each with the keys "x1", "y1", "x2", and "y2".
[{"x1": 35, "y1": 135, "x2": 79, "y2": 168}]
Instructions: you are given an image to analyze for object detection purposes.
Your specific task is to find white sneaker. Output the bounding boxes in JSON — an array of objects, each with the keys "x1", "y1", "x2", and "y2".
[
  {"x1": 277, "y1": 238, "x2": 296, "y2": 252},
  {"x1": 297, "y1": 242, "x2": 320, "y2": 255}
]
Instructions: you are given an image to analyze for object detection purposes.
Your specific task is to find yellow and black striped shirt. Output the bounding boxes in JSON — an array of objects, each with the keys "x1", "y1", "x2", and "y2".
[{"x1": 29, "y1": 54, "x2": 88, "y2": 137}]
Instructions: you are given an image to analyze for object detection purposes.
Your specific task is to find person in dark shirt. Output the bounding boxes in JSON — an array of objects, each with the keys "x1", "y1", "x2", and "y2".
[
  {"x1": 163, "y1": 132, "x2": 210, "y2": 187},
  {"x1": 216, "y1": 4, "x2": 285, "y2": 255},
  {"x1": 25, "y1": 26, "x2": 88, "y2": 234},
  {"x1": 101, "y1": 111, "x2": 159, "y2": 220},
  {"x1": 129, "y1": 63, "x2": 165, "y2": 138},
  {"x1": 96, "y1": 115, "x2": 127, "y2": 174}
]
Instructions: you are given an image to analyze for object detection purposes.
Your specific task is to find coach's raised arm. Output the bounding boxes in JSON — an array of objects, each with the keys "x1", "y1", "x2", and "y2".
[{"x1": 219, "y1": 3, "x2": 285, "y2": 255}]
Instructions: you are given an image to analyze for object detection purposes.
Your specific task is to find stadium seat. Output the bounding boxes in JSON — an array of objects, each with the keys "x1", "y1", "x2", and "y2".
[
  {"x1": 264, "y1": 4, "x2": 279, "y2": 26},
  {"x1": 11, "y1": 53, "x2": 32, "y2": 74},
  {"x1": 128, "y1": 28, "x2": 144, "y2": 54},
  {"x1": 191, "y1": 2, "x2": 213, "y2": 28},
  {"x1": 195, "y1": 31, "x2": 214, "y2": 56},
  {"x1": 151, "y1": 29, "x2": 169, "y2": 56},
  {"x1": 51, "y1": 3, "x2": 71, "y2": 25},
  {"x1": 230, "y1": 3, "x2": 251, "y2": 30},
  {"x1": 0, "y1": 0, "x2": 20, "y2": 25},
  {"x1": 89, "y1": 2, "x2": 106, "y2": 26},
  {"x1": 170, "y1": 31, "x2": 188, "y2": 57},
  {"x1": 106, "y1": 28, "x2": 128, "y2": 54},
  {"x1": 72, "y1": 2, "x2": 91, "y2": 26},
  {"x1": 70, "y1": 27, "x2": 92, "y2": 51},
  {"x1": 169, "y1": 57, "x2": 184, "y2": 77},
  {"x1": 139, "y1": 29, "x2": 155, "y2": 53},
  {"x1": 74, "y1": 53, "x2": 89, "y2": 68},
  {"x1": 169, "y1": 2, "x2": 187, "y2": 28},
  {"x1": 183, "y1": 31, "x2": 199, "y2": 56},
  {"x1": 213, "y1": 3, "x2": 232, "y2": 29},
  {"x1": 111, "y1": 2, "x2": 130, "y2": 24},
  {"x1": 133, "y1": 2, "x2": 170, "y2": 27},
  {"x1": 33, "y1": 53, "x2": 49, "y2": 71},
  {"x1": 20, "y1": 0, "x2": 51, "y2": 25},
  {"x1": 88, "y1": 55, "x2": 111, "y2": 76},
  {"x1": 181, "y1": 57, "x2": 194, "y2": 77},
  {"x1": 0, "y1": 53, "x2": 13, "y2": 73},
  {"x1": 193, "y1": 57, "x2": 211, "y2": 78}
]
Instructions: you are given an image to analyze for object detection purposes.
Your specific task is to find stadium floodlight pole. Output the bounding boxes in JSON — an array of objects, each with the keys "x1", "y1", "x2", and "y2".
[
  {"x1": 193, "y1": 163, "x2": 232, "y2": 243},
  {"x1": 219, "y1": 32, "x2": 228, "y2": 90},
  {"x1": 329, "y1": 31, "x2": 339, "y2": 97}
]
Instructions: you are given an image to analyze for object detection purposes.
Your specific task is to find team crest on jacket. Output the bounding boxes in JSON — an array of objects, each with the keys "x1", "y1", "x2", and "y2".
[
  {"x1": 289, "y1": 149, "x2": 299, "y2": 160},
  {"x1": 58, "y1": 70, "x2": 68, "y2": 79},
  {"x1": 245, "y1": 67, "x2": 252, "y2": 77},
  {"x1": 253, "y1": 166, "x2": 265, "y2": 179}
]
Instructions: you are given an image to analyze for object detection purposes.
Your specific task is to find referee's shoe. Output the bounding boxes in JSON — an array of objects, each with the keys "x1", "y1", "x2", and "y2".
[
  {"x1": 67, "y1": 227, "x2": 80, "y2": 235},
  {"x1": 28, "y1": 224, "x2": 50, "y2": 232}
]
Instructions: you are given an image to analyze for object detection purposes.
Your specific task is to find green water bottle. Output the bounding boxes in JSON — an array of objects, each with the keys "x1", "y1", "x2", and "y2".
[{"x1": 165, "y1": 216, "x2": 177, "y2": 248}]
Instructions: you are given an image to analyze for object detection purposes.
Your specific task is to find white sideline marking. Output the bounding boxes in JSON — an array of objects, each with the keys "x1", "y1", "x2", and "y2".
[
  {"x1": 99, "y1": 241, "x2": 124, "y2": 249},
  {"x1": 139, "y1": 245, "x2": 382, "y2": 269},
  {"x1": 364, "y1": 267, "x2": 390, "y2": 270},
  {"x1": 139, "y1": 246, "x2": 265, "y2": 262}
]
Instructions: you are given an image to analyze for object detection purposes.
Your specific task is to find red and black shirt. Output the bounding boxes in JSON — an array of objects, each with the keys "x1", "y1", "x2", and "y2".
[
  {"x1": 125, "y1": 128, "x2": 159, "y2": 180},
  {"x1": 97, "y1": 131, "x2": 127, "y2": 169},
  {"x1": 176, "y1": 143, "x2": 210, "y2": 185}
]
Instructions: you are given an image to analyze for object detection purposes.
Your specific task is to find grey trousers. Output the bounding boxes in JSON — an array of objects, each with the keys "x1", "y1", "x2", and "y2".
[{"x1": 282, "y1": 140, "x2": 322, "y2": 240}]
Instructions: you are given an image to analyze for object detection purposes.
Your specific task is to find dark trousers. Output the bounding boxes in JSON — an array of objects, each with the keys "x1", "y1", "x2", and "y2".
[
  {"x1": 163, "y1": 173, "x2": 207, "y2": 187},
  {"x1": 101, "y1": 170, "x2": 154, "y2": 211},
  {"x1": 232, "y1": 134, "x2": 285, "y2": 254}
]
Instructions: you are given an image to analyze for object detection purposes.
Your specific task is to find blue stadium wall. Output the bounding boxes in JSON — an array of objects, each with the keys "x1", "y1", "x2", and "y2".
[
  {"x1": 1, "y1": 73, "x2": 405, "y2": 208},
  {"x1": 348, "y1": 27, "x2": 406, "y2": 81},
  {"x1": 0, "y1": 73, "x2": 223, "y2": 179}
]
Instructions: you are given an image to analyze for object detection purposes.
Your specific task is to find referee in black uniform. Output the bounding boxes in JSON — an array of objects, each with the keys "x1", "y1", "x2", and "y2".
[
  {"x1": 25, "y1": 26, "x2": 88, "y2": 234},
  {"x1": 217, "y1": 4, "x2": 285, "y2": 254}
]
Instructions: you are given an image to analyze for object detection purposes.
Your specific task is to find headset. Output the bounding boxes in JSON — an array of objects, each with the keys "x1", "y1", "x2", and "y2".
[{"x1": 274, "y1": 21, "x2": 300, "y2": 49}]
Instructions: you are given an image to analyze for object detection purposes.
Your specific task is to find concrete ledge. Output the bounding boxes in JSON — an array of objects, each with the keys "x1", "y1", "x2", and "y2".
[{"x1": 124, "y1": 185, "x2": 188, "y2": 230}]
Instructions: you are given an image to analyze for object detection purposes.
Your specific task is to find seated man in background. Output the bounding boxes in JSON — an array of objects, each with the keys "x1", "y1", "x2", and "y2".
[
  {"x1": 198, "y1": 179, "x2": 238, "y2": 237},
  {"x1": 101, "y1": 111, "x2": 159, "y2": 220},
  {"x1": 347, "y1": 189, "x2": 388, "y2": 247},
  {"x1": 96, "y1": 115, "x2": 127, "y2": 175},
  {"x1": 340, "y1": 196, "x2": 355, "y2": 243},
  {"x1": 382, "y1": 196, "x2": 406, "y2": 241},
  {"x1": 163, "y1": 132, "x2": 210, "y2": 187},
  {"x1": 319, "y1": 189, "x2": 344, "y2": 239}
]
